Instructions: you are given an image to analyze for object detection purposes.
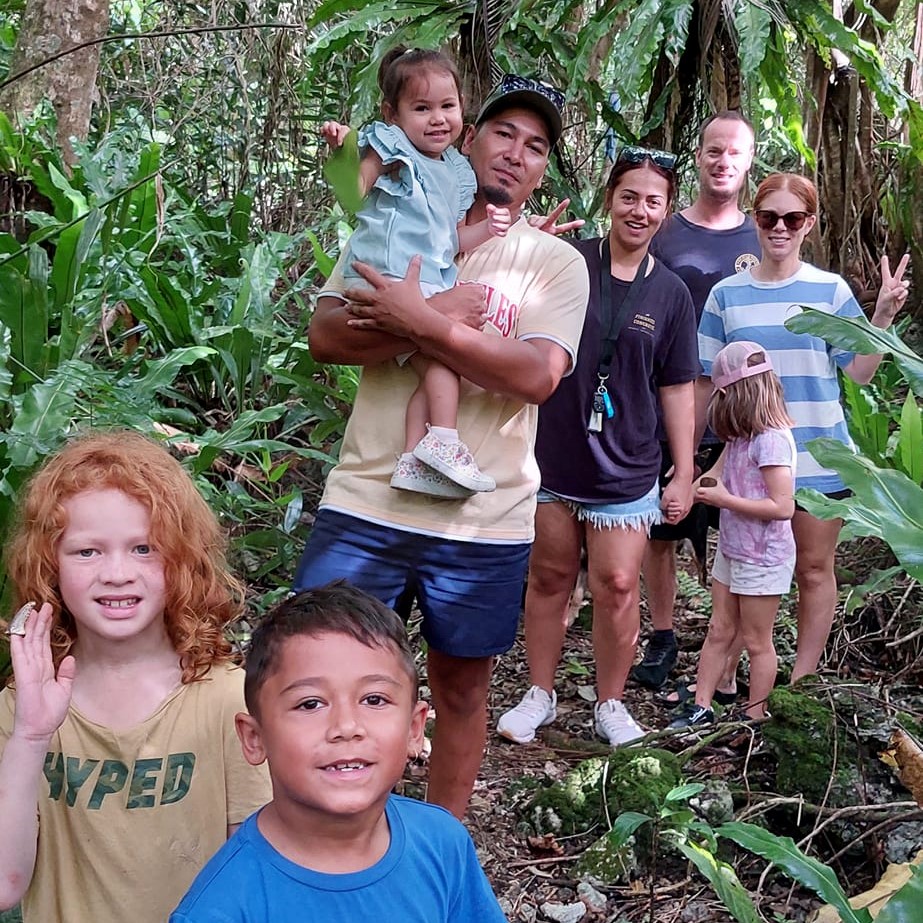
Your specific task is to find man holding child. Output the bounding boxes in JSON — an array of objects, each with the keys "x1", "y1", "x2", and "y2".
[{"x1": 293, "y1": 75, "x2": 590, "y2": 819}]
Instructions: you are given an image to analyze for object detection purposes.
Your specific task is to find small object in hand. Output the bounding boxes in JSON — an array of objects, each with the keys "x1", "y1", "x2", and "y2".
[
  {"x1": 699, "y1": 477, "x2": 717, "y2": 488},
  {"x1": 7, "y1": 601, "x2": 36, "y2": 636}
]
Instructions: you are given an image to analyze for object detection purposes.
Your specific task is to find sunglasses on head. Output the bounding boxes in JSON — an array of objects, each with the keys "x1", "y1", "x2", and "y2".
[
  {"x1": 616, "y1": 145, "x2": 677, "y2": 172},
  {"x1": 754, "y1": 209, "x2": 811, "y2": 231}
]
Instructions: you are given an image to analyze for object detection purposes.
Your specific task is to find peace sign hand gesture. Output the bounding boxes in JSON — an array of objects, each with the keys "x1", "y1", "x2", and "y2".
[
  {"x1": 528, "y1": 198, "x2": 586, "y2": 237},
  {"x1": 873, "y1": 253, "x2": 910, "y2": 327}
]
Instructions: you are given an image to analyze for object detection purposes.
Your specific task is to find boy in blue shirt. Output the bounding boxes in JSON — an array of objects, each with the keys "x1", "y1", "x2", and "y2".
[{"x1": 171, "y1": 581, "x2": 507, "y2": 922}]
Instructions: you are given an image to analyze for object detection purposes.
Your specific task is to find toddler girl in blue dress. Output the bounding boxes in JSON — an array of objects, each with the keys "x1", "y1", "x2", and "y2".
[{"x1": 322, "y1": 47, "x2": 510, "y2": 498}]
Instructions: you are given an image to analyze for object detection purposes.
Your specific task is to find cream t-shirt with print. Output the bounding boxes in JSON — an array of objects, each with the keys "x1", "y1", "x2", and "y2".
[
  {"x1": 318, "y1": 218, "x2": 590, "y2": 542},
  {"x1": 0, "y1": 662, "x2": 271, "y2": 923}
]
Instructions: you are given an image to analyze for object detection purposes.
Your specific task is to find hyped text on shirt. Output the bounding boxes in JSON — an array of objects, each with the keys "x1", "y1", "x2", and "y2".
[{"x1": 44, "y1": 751, "x2": 196, "y2": 809}]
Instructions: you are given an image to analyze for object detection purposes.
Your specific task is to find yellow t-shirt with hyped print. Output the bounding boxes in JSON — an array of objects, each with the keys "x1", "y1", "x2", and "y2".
[
  {"x1": 0, "y1": 662, "x2": 271, "y2": 923},
  {"x1": 318, "y1": 218, "x2": 590, "y2": 543}
]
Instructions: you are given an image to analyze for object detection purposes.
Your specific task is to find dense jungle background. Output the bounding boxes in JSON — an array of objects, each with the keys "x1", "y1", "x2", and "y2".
[{"x1": 1, "y1": 0, "x2": 923, "y2": 920}]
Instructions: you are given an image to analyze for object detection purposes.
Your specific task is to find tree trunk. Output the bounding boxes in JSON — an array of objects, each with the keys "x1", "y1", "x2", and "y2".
[
  {"x1": 0, "y1": 0, "x2": 110, "y2": 164},
  {"x1": 898, "y1": 0, "x2": 923, "y2": 319}
]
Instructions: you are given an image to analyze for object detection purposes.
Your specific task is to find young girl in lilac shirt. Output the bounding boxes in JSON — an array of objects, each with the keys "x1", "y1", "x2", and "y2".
[{"x1": 670, "y1": 341, "x2": 796, "y2": 727}]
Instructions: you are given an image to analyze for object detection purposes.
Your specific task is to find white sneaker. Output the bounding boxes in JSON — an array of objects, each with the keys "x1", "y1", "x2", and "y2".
[
  {"x1": 390, "y1": 454, "x2": 474, "y2": 499},
  {"x1": 594, "y1": 699, "x2": 645, "y2": 747},
  {"x1": 497, "y1": 686, "x2": 557, "y2": 744},
  {"x1": 412, "y1": 429, "x2": 496, "y2": 492}
]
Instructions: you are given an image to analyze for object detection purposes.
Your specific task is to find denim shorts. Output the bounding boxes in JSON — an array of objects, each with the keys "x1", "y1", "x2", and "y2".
[
  {"x1": 293, "y1": 509, "x2": 530, "y2": 657},
  {"x1": 537, "y1": 481, "x2": 662, "y2": 532}
]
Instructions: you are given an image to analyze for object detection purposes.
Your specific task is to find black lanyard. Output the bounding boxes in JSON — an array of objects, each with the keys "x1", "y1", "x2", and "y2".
[
  {"x1": 597, "y1": 237, "x2": 649, "y2": 379},
  {"x1": 588, "y1": 239, "x2": 649, "y2": 433}
]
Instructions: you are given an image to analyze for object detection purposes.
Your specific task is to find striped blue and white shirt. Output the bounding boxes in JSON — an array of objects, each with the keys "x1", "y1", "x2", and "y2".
[{"x1": 699, "y1": 262, "x2": 861, "y2": 493}]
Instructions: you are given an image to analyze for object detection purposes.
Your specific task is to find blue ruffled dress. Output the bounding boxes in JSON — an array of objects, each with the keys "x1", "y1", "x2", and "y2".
[{"x1": 341, "y1": 122, "x2": 477, "y2": 291}]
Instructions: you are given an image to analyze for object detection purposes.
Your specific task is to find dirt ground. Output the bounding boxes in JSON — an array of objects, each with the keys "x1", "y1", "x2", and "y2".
[{"x1": 398, "y1": 540, "x2": 919, "y2": 923}]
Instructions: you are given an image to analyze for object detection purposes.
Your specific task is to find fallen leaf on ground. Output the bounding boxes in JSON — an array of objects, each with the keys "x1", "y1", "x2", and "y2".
[
  {"x1": 528, "y1": 833, "x2": 565, "y2": 857},
  {"x1": 881, "y1": 729, "x2": 923, "y2": 806}
]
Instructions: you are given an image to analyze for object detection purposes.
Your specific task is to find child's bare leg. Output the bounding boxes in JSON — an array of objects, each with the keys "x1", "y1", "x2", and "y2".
[
  {"x1": 404, "y1": 385, "x2": 430, "y2": 454},
  {"x1": 738, "y1": 594, "x2": 781, "y2": 720},
  {"x1": 717, "y1": 634, "x2": 743, "y2": 695},
  {"x1": 693, "y1": 579, "x2": 740, "y2": 710},
  {"x1": 409, "y1": 354, "x2": 460, "y2": 431}
]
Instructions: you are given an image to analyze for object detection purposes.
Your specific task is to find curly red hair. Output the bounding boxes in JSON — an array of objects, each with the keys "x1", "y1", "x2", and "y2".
[{"x1": 5, "y1": 430, "x2": 244, "y2": 683}]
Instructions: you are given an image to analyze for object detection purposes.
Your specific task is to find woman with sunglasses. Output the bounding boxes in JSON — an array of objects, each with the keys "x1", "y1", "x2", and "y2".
[
  {"x1": 698, "y1": 172, "x2": 909, "y2": 685},
  {"x1": 497, "y1": 147, "x2": 700, "y2": 747}
]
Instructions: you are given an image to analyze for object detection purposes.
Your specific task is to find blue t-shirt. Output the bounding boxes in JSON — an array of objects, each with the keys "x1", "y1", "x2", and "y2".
[
  {"x1": 170, "y1": 795, "x2": 507, "y2": 922},
  {"x1": 535, "y1": 238, "x2": 700, "y2": 504},
  {"x1": 650, "y1": 212, "x2": 761, "y2": 319},
  {"x1": 650, "y1": 211, "x2": 760, "y2": 447},
  {"x1": 342, "y1": 122, "x2": 477, "y2": 291}
]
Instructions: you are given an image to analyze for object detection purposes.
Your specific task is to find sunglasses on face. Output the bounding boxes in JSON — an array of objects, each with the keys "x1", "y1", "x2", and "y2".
[
  {"x1": 616, "y1": 145, "x2": 677, "y2": 172},
  {"x1": 754, "y1": 209, "x2": 811, "y2": 231},
  {"x1": 497, "y1": 75, "x2": 566, "y2": 113}
]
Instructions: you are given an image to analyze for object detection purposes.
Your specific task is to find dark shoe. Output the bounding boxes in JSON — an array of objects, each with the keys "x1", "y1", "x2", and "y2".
[
  {"x1": 668, "y1": 703, "x2": 715, "y2": 729},
  {"x1": 631, "y1": 635, "x2": 678, "y2": 689},
  {"x1": 655, "y1": 682, "x2": 738, "y2": 708}
]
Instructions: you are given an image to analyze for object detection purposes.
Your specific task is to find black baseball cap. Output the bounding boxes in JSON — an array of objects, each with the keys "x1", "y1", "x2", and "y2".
[{"x1": 475, "y1": 75, "x2": 565, "y2": 147}]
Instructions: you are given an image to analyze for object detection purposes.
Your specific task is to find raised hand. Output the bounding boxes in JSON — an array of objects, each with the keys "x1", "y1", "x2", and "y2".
[
  {"x1": 9, "y1": 603, "x2": 75, "y2": 743},
  {"x1": 486, "y1": 203, "x2": 512, "y2": 238},
  {"x1": 873, "y1": 253, "x2": 910, "y2": 326},
  {"x1": 528, "y1": 198, "x2": 586, "y2": 237},
  {"x1": 321, "y1": 120, "x2": 352, "y2": 149}
]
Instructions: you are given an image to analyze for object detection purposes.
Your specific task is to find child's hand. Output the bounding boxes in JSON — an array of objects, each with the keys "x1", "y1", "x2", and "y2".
[
  {"x1": 8, "y1": 602, "x2": 75, "y2": 743},
  {"x1": 321, "y1": 120, "x2": 352, "y2": 149},
  {"x1": 486, "y1": 204, "x2": 512, "y2": 238},
  {"x1": 695, "y1": 476, "x2": 730, "y2": 508}
]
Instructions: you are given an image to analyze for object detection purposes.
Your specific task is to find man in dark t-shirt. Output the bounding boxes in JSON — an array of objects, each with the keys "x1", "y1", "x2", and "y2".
[{"x1": 633, "y1": 111, "x2": 761, "y2": 689}]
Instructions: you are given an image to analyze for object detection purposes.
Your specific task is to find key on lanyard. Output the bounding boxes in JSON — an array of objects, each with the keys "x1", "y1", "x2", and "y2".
[{"x1": 588, "y1": 386, "x2": 608, "y2": 433}]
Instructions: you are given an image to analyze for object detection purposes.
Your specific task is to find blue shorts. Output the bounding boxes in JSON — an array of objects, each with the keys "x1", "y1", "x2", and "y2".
[
  {"x1": 537, "y1": 481, "x2": 662, "y2": 532},
  {"x1": 293, "y1": 510, "x2": 531, "y2": 658}
]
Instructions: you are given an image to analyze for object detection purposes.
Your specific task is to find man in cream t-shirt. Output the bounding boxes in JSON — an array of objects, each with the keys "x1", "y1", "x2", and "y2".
[{"x1": 294, "y1": 75, "x2": 589, "y2": 819}]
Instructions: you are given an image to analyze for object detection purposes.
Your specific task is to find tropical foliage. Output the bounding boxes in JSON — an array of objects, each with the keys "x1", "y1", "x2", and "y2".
[
  {"x1": 0, "y1": 0, "x2": 918, "y2": 683},
  {"x1": 784, "y1": 307, "x2": 923, "y2": 582},
  {"x1": 0, "y1": 112, "x2": 356, "y2": 677},
  {"x1": 611, "y1": 783, "x2": 923, "y2": 923},
  {"x1": 0, "y1": 2, "x2": 920, "y2": 920}
]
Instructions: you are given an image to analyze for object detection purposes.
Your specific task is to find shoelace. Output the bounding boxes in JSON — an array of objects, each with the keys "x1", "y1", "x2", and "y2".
[{"x1": 519, "y1": 693, "x2": 550, "y2": 717}]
